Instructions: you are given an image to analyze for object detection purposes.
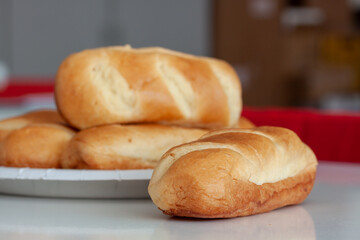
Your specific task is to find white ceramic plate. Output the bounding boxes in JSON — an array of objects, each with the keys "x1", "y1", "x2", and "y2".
[{"x1": 0, "y1": 167, "x2": 153, "y2": 199}]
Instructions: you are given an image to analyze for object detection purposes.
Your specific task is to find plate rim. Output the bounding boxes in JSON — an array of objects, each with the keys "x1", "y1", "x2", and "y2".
[{"x1": 0, "y1": 166, "x2": 153, "y2": 181}]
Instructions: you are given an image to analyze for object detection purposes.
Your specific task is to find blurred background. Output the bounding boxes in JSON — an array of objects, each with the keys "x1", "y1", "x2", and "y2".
[
  {"x1": 0, "y1": 0, "x2": 360, "y2": 114},
  {"x1": 0, "y1": 0, "x2": 359, "y2": 162}
]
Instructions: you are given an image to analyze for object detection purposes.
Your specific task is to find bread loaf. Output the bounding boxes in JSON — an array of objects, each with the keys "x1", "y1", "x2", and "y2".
[
  {"x1": 55, "y1": 45, "x2": 242, "y2": 129},
  {"x1": 61, "y1": 124, "x2": 207, "y2": 169},
  {"x1": 0, "y1": 110, "x2": 66, "y2": 142},
  {"x1": 236, "y1": 116, "x2": 255, "y2": 128},
  {"x1": 0, "y1": 123, "x2": 75, "y2": 168},
  {"x1": 148, "y1": 126, "x2": 317, "y2": 218}
]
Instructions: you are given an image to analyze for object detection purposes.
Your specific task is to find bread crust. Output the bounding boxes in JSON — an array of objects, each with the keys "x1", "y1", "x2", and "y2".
[
  {"x1": 236, "y1": 116, "x2": 255, "y2": 128},
  {"x1": 162, "y1": 162, "x2": 315, "y2": 218},
  {"x1": 55, "y1": 46, "x2": 242, "y2": 129},
  {"x1": 0, "y1": 124, "x2": 75, "y2": 168},
  {"x1": 61, "y1": 124, "x2": 207, "y2": 170},
  {"x1": 0, "y1": 110, "x2": 66, "y2": 142},
  {"x1": 148, "y1": 126, "x2": 318, "y2": 218}
]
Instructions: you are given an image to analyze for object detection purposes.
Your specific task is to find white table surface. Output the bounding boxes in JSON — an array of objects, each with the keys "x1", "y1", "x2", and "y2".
[{"x1": 0, "y1": 161, "x2": 359, "y2": 240}]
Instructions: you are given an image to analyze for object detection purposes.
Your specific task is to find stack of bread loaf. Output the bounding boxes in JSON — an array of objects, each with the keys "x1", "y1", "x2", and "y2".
[
  {"x1": 0, "y1": 46, "x2": 253, "y2": 169},
  {"x1": 0, "y1": 45, "x2": 317, "y2": 218}
]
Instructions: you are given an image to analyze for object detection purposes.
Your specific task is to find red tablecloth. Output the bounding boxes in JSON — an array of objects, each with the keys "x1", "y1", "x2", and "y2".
[
  {"x1": 0, "y1": 78, "x2": 54, "y2": 104},
  {"x1": 243, "y1": 108, "x2": 360, "y2": 163}
]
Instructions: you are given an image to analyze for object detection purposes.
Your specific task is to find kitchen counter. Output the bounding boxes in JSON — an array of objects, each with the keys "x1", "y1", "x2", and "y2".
[{"x1": 0, "y1": 161, "x2": 359, "y2": 240}]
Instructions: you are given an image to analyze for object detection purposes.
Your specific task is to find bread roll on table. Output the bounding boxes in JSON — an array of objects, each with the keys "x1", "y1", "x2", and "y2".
[
  {"x1": 55, "y1": 45, "x2": 242, "y2": 129},
  {"x1": 148, "y1": 126, "x2": 317, "y2": 218}
]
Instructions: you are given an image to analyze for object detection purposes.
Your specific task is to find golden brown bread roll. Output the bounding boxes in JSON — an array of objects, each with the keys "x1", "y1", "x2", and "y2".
[
  {"x1": 148, "y1": 126, "x2": 317, "y2": 218},
  {"x1": 0, "y1": 123, "x2": 75, "y2": 168},
  {"x1": 61, "y1": 124, "x2": 207, "y2": 170},
  {"x1": 55, "y1": 45, "x2": 242, "y2": 129},
  {"x1": 0, "y1": 110, "x2": 66, "y2": 142}
]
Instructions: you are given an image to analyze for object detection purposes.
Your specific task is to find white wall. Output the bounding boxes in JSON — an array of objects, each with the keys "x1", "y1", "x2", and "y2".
[
  {"x1": 0, "y1": 0, "x2": 12, "y2": 69},
  {"x1": 0, "y1": 0, "x2": 212, "y2": 76}
]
